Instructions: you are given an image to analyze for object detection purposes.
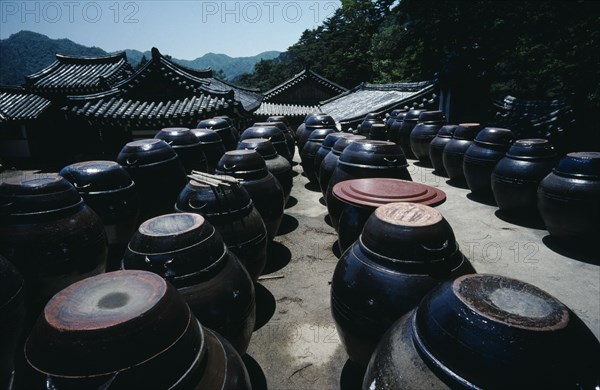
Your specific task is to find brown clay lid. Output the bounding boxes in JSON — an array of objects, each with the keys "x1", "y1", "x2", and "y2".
[{"x1": 332, "y1": 178, "x2": 446, "y2": 208}]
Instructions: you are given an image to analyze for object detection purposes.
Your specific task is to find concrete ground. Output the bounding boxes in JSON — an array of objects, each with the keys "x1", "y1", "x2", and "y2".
[{"x1": 247, "y1": 152, "x2": 600, "y2": 390}]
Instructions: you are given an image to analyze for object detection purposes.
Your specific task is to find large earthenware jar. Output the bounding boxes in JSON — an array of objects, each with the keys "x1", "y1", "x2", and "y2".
[
  {"x1": 0, "y1": 174, "x2": 107, "y2": 320},
  {"x1": 301, "y1": 128, "x2": 337, "y2": 185},
  {"x1": 390, "y1": 109, "x2": 425, "y2": 159},
  {"x1": 24, "y1": 270, "x2": 251, "y2": 389},
  {"x1": 357, "y1": 113, "x2": 384, "y2": 137},
  {"x1": 197, "y1": 117, "x2": 239, "y2": 151},
  {"x1": 258, "y1": 120, "x2": 296, "y2": 160},
  {"x1": 315, "y1": 133, "x2": 355, "y2": 190},
  {"x1": 319, "y1": 135, "x2": 366, "y2": 199},
  {"x1": 364, "y1": 274, "x2": 600, "y2": 389},
  {"x1": 191, "y1": 128, "x2": 227, "y2": 174},
  {"x1": 443, "y1": 123, "x2": 481, "y2": 182},
  {"x1": 492, "y1": 139, "x2": 557, "y2": 212},
  {"x1": 463, "y1": 127, "x2": 515, "y2": 195},
  {"x1": 116, "y1": 139, "x2": 186, "y2": 223},
  {"x1": 410, "y1": 111, "x2": 446, "y2": 162},
  {"x1": 155, "y1": 127, "x2": 208, "y2": 174},
  {"x1": 537, "y1": 152, "x2": 600, "y2": 240},
  {"x1": 0, "y1": 256, "x2": 25, "y2": 390},
  {"x1": 326, "y1": 140, "x2": 412, "y2": 232},
  {"x1": 297, "y1": 113, "x2": 336, "y2": 154},
  {"x1": 216, "y1": 150, "x2": 285, "y2": 241},
  {"x1": 238, "y1": 138, "x2": 293, "y2": 203},
  {"x1": 215, "y1": 115, "x2": 241, "y2": 143},
  {"x1": 241, "y1": 124, "x2": 293, "y2": 163},
  {"x1": 123, "y1": 213, "x2": 256, "y2": 354},
  {"x1": 330, "y1": 202, "x2": 474, "y2": 367},
  {"x1": 176, "y1": 176, "x2": 268, "y2": 281},
  {"x1": 60, "y1": 161, "x2": 139, "y2": 271},
  {"x1": 368, "y1": 123, "x2": 388, "y2": 141},
  {"x1": 429, "y1": 125, "x2": 457, "y2": 176},
  {"x1": 333, "y1": 179, "x2": 446, "y2": 252},
  {"x1": 386, "y1": 110, "x2": 407, "y2": 142},
  {"x1": 385, "y1": 109, "x2": 405, "y2": 131}
]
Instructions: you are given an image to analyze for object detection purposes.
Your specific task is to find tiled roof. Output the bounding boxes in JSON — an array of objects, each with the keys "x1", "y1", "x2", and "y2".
[
  {"x1": 264, "y1": 69, "x2": 347, "y2": 102},
  {"x1": 320, "y1": 81, "x2": 438, "y2": 126},
  {"x1": 64, "y1": 48, "x2": 261, "y2": 125},
  {"x1": 25, "y1": 52, "x2": 133, "y2": 95},
  {"x1": 254, "y1": 102, "x2": 320, "y2": 117},
  {"x1": 0, "y1": 87, "x2": 51, "y2": 124},
  {"x1": 491, "y1": 95, "x2": 575, "y2": 139}
]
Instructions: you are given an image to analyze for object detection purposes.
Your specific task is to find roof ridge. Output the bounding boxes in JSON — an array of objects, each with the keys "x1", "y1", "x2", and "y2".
[{"x1": 55, "y1": 51, "x2": 128, "y2": 64}]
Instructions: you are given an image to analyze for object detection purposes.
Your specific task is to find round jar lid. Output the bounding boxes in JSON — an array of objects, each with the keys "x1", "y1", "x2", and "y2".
[{"x1": 332, "y1": 178, "x2": 446, "y2": 208}]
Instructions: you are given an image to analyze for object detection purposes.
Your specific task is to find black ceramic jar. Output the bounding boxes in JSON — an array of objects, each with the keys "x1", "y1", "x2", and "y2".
[
  {"x1": 364, "y1": 274, "x2": 600, "y2": 389},
  {"x1": 332, "y1": 178, "x2": 446, "y2": 252},
  {"x1": 238, "y1": 138, "x2": 293, "y2": 204},
  {"x1": 331, "y1": 202, "x2": 475, "y2": 367},
  {"x1": 191, "y1": 128, "x2": 227, "y2": 174},
  {"x1": 385, "y1": 109, "x2": 405, "y2": 131},
  {"x1": 255, "y1": 121, "x2": 296, "y2": 160},
  {"x1": 389, "y1": 109, "x2": 425, "y2": 159},
  {"x1": 155, "y1": 127, "x2": 208, "y2": 174},
  {"x1": 409, "y1": 110, "x2": 446, "y2": 162},
  {"x1": 318, "y1": 135, "x2": 366, "y2": 199},
  {"x1": 442, "y1": 123, "x2": 481, "y2": 182},
  {"x1": 537, "y1": 152, "x2": 600, "y2": 240},
  {"x1": 301, "y1": 128, "x2": 337, "y2": 185},
  {"x1": 176, "y1": 177, "x2": 268, "y2": 281},
  {"x1": 24, "y1": 270, "x2": 251, "y2": 389},
  {"x1": 357, "y1": 113, "x2": 384, "y2": 137},
  {"x1": 429, "y1": 125, "x2": 457, "y2": 176},
  {"x1": 123, "y1": 213, "x2": 256, "y2": 355},
  {"x1": 297, "y1": 113, "x2": 336, "y2": 154},
  {"x1": 326, "y1": 140, "x2": 412, "y2": 232},
  {"x1": 492, "y1": 139, "x2": 557, "y2": 212},
  {"x1": 116, "y1": 139, "x2": 187, "y2": 223},
  {"x1": 368, "y1": 123, "x2": 388, "y2": 141},
  {"x1": 197, "y1": 117, "x2": 239, "y2": 151},
  {"x1": 0, "y1": 256, "x2": 25, "y2": 390},
  {"x1": 315, "y1": 133, "x2": 355, "y2": 190},
  {"x1": 386, "y1": 110, "x2": 408, "y2": 142},
  {"x1": 216, "y1": 150, "x2": 285, "y2": 241},
  {"x1": 240, "y1": 124, "x2": 293, "y2": 163},
  {"x1": 0, "y1": 174, "x2": 107, "y2": 320},
  {"x1": 463, "y1": 127, "x2": 515, "y2": 196},
  {"x1": 60, "y1": 161, "x2": 139, "y2": 271}
]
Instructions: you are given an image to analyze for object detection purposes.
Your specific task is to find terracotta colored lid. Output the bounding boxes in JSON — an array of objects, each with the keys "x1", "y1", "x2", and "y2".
[{"x1": 332, "y1": 178, "x2": 446, "y2": 208}]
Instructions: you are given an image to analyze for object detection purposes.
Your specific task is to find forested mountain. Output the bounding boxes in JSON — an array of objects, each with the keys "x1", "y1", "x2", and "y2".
[{"x1": 237, "y1": 0, "x2": 600, "y2": 111}]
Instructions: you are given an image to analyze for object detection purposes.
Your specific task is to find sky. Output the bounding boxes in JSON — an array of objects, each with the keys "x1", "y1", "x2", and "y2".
[{"x1": 0, "y1": 0, "x2": 340, "y2": 58}]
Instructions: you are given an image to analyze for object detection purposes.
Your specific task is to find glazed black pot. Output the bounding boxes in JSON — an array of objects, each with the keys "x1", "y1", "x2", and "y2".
[
  {"x1": 389, "y1": 109, "x2": 425, "y2": 159},
  {"x1": 60, "y1": 161, "x2": 139, "y2": 271},
  {"x1": 256, "y1": 121, "x2": 296, "y2": 160},
  {"x1": 369, "y1": 123, "x2": 388, "y2": 141},
  {"x1": 326, "y1": 140, "x2": 412, "y2": 232},
  {"x1": 24, "y1": 270, "x2": 251, "y2": 389},
  {"x1": 385, "y1": 109, "x2": 405, "y2": 131},
  {"x1": 463, "y1": 127, "x2": 515, "y2": 195},
  {"x1": 214, "y1": 115, "x2": 241, "y2": 143},
  {"x1": 364, "y1": 274, "x2": 600, "y2": 389},
  {"x1": 332, "y1": 178, "x2": 446, "y2": 252},
  {"x1": 176, "y1": 177, "x2": 268, "y2": 281},
  {"x1": 318, "y1": 135, "x2": 366, "y2": 199},
  {"x1": 191, "y1": 128, "x2": 227, "y2": 174},
  {"x1": 0, "y1": 174, "x2": 107, "y2": 321},
  {"x1": 492, "y1": 139, "x2": 557, "y2": 212},
  {"x1": 241, "y1": 124, "x2": 293, "y2": 163},
  {"x1": 429, "y1": 125, "x2": 457, "y2": 176},
  {"x1": 442, "y1": 123, "x2": 481, "y2": 182},
  {"x1": 386, "y1": 110, "x2": 408, "y2": 142},
  {"x1": 216, "y1": 150, "x2": 285, "y2": 241},
  {"x1": 301, "y1": 128, "x2": 337, "y2": 185},
  {"x1": 409, "y1": 111, "x2": 446, "y2": 162},
  {"x1": 0, "y1": 256, "x2": 25, "y2": 390},
  {"x1": 238, "y1": 138, "x2": 293, "y2": 204},
  {"x1": 155, "y1": 127, "x2": 208, "y2": 174},
  {"x1": 116, "y1": 139, "x2": 187, "y2": 224},
  {"x1": 197, "y1": 117, "x2": 239, "y2": 151},
  {"x1": 357, "y1": 113, "x2": 384, "y2": 137},
  {"x1": 331, "y1": 202, "x2": 475, "y2": 367},
  {"x1": 297, "y1": 113, "x2": 336, "y2": 154},
  {"x1": 315, "y1": 133, "x2": 355, "y2": 190},
  {"x1": 537, "y1": 152, "x2": 600, "y2": 240},
  {"x1": 123, "y1": 213, "x2": 256, "y2": 354}
]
